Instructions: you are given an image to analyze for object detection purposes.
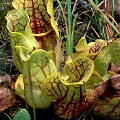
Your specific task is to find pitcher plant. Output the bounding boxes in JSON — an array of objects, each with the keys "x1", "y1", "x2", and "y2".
[{"x1": 6, "y1": 0, "x2": 120, "y2": 119}]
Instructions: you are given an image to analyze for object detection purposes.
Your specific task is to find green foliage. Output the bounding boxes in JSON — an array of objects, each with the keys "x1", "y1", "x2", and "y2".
[
  {"x1": 90, "y1": 0, "x2": 119, "y2": 34},
  {"x1": 6, "y1": 0, "x2": 59, "y2": 109},
  {"x1": 13, "y1": 108, "x2": 31, "y2": 120},
  {"x1": 5, "y1": 0, "x2": 120, "y2": 119}
]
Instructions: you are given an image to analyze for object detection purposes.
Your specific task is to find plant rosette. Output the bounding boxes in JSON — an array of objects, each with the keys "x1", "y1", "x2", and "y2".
[{"x1": 6, "y1": 0, "x2": 120, "y2": 119}]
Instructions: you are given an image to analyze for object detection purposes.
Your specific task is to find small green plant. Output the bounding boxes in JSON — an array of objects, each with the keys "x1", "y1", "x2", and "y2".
[
  {"x1": 6, "y1": 0, "x2": 120, "y2": 119},
  {"x1": 4, "y1": 108, "x2": 31, "y2": 120},
  {"x1": 13, "y1": 108, "x2": 31, "y2": 120}
]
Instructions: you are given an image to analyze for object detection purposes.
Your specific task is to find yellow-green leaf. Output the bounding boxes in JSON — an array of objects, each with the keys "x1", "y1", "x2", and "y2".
[
  {"x1": 88, "y1": 39, "x2": 107, "y2": 60},
  {"x1": 6, "y1": 9, "x2": 40, "y2": 49},
  {"x1": 42, "y1": 57, "x2": 94, "y2": 119},
  {"x1": 64, "y1": 57, "x2": 94, "y2": 84},
  {"x1": 75, "y1": 36, "x2": 89, "y2": 57},
  {"x1": 22, "y1": 49, "x2": 56, "y2": 108},
  {"x1": 12, "y1": 0, "x2": 59, "y2": 51},
  {"x1": 13, "y1": 46, "x2": 31, "y2": 72},
  {"x1": 94, "y1": 38, "x2": 120, "y2": 80},
  {"x1": 15, "y1": 74, "x2": 25, "y2": 98}
]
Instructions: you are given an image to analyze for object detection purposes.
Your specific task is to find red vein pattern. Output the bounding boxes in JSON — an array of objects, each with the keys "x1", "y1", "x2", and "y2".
[
  {"x1": 12, "y1": 0, "x2": 57, "y2": 50},
  {"x1": 53, "y1": 86, "x2": 89, "y2": 119},
  {"x1": 94, "y1": 40, "x2": 120, "y2": 78},
  {"x1": 42, "y1": 58, "x2": 94, "y2": 119},
  {"x1": 13, "y1": 0, "x2": 51, "y2": 33},
  {"x1": 22, "y1": 50, "x2": 56, "y2": 108},
  {"x1": 65, "y1": 58, "x2": 94, "y2": 83},
  {"x1": 7, "y1": 9, "x2": 29, "y2": 33},
  {"x1": 93, "y1": 97, "x2": 120, "y2": 119},
  {"x1": 89, "y1": 40, "x2": 107, "y2": 53}
]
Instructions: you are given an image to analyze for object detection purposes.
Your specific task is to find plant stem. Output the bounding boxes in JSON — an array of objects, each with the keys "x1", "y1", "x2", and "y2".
[
  {"x1": 95, "y1": 0, "x2": 99, "y2": 5},
  {"x1": 33, "y1": 108, "x2": 36, "y2": 120},
  {"x1": 111, "y1": 0, "x2": 115, "y2": 20},
  {"x1": 67, "y1": 0, "x2": 73, "y2": 55},
  {"x1": 4, "y1": 112, "x2": 12, "y2": 120}
]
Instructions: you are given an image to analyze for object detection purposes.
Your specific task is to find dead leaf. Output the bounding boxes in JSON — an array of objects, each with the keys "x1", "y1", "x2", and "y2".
[{"x1": 0, "y1": 86, "x2": 24, "y2": 113}]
